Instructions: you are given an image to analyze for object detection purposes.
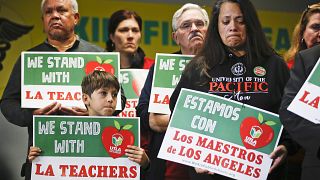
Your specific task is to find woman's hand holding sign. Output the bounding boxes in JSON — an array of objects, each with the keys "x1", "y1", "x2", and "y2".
[
  {"x1": 194, "y1": 167, "x2": 215, "y2": 175},
  {"x1": 269, "y1": 145, "x2": 287, "y2": 173}
]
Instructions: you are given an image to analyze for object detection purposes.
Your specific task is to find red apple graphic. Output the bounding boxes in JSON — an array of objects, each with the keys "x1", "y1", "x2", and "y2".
[
  {"x1": 240, "y1": 113, "x2": 276, "y2": 149},
  {"x1": 101, "y1": 120, "x2": 134, "y2": 159},
  {"x1": 132, "y1": 79, "x2": 141, "y2": 97},
  {"x1": 85, "y1": 56, "x2": 115, "y2": 75},
  {"x1": 131, "y1": 71, "x2": 148, "y2": 97}
]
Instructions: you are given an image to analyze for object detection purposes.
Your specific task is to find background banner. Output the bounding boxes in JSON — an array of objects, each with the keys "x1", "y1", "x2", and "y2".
[{"x1": 0, "y1": 0, "x2": 300, "y2": 97}]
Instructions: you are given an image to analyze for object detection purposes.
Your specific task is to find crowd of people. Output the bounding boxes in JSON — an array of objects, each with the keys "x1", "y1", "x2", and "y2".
[{"x1": 1, "y1": 0, "x2": 320, "y2": 180}]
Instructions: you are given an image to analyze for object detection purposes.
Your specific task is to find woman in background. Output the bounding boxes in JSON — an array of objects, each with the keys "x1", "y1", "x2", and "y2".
[
  {"x1": 106, "y1": 10, "x2": 154, "y2": 69},
  {"x1": 284, "y1": 3, "x2": 320, "y2": 69}
]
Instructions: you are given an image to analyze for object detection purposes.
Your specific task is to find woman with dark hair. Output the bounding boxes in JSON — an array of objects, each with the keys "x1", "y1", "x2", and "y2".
[
  {"x1": 284, "y1": 3, "x2": 320, "y2": 69},
  {"x1": 169, "y1": 0, "x2": 298, "y2": 179},
  {"x1": 106, "y1": 10, "x2": 154, "y2": 69},
  {"x1": 106, "y1": 10, "x2": 153, "y2": 180}
]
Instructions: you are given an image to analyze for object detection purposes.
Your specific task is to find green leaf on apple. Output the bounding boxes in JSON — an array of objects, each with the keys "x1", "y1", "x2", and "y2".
[
  {"x1": 264, "y1": 121, "x2": 276, "y2": 126},
  {"x1": 123, "y1": 124, "x2": 133, "y2": 130},
  {"x1": 96, "y1": 56, "x2": 102, "y2": 64},
  {"x1": 258, "y1": 113, "x2": 263, "y2": 123},
  {"x1": 114, "y1": 120, "x2": 121, "y2": 130},
  {"x1": 103, "y1": 59, "x2": 113, "y2": 64}
]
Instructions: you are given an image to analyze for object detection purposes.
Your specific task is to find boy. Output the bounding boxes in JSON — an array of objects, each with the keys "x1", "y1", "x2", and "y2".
[{"x1": 28, "y1": 71, "x2": 150, "y2": 169}]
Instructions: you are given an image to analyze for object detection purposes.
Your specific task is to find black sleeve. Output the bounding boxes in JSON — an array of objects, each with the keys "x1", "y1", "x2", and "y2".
[
  {"x1": 136, "y1": 65, "x2": 154, "y2": 131},
  {"x1": 275, "y1": 56, "x2": 300, "y2": 155},
  {"x1": 0, "y1": 56, "x2": 33, "y2": 127},
  {"x1": 169, "y1": 71, "x2": 190, "y2": 113},
  {"x1": 279, "y1": 52, "x2": 320, "y2": 153},
  {"x1": 113, "y1": 86, "x2": 127, "y2": 116}
]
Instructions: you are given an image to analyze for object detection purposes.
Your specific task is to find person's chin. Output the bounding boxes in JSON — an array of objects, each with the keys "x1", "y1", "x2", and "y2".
[
  {"x1": 190, "y1": 36, "x2": 204, "y2": 42},
  {"x1": 50, "y1": 31, "x2": 67, "y2": 40},
  {"x1": 190, "y1": 41, "x2": 204, "y2": 48},
  {"x1": 226, "y1": 37, "x2": 243, "y2": 44},
  {"x1": 49, "y1": 27, "x2": 64, "y2": 33},
  {"x1": 226, "y1": 40, "x2": 243, "y2": 48},
  {"x1": 103, "y1": 108, "x2": 115, "y2": 116},
  {"x1": 123, "y1": 48, "x2": 136, "y2": 55},
  {"x1": 311, "y1": 42, "x2": 320, "y2": 48}
]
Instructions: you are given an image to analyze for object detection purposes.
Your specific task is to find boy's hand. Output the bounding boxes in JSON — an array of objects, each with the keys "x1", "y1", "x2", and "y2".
[
  {"x1": 28, "y1": 146, "x2": 42, "y2": 162},
  {"x1": 60, "y1": 106, "x2": 88, "y2": 116},
  {"x1": 125, "y1": 145, "x2": 150, "y2": 169}
]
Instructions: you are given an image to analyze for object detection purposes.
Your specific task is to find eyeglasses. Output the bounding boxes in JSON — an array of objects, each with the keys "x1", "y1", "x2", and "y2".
[{"x1": 178, "y1": 20, "x2": 206, "y2": 31}]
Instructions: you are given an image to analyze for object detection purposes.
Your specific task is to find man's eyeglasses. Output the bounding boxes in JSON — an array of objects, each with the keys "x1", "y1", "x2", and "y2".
[{"x1": 178, "y1": 20, "x2": 206, "y2": 31}]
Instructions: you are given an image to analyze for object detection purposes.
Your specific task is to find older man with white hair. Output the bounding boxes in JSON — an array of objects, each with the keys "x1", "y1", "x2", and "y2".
[
  {"x1": 171, "y1": 3, "x2": 209, "y2": 55},
  {"x1": 136, "y1": 3, "x2": 209, "y2": 180}
]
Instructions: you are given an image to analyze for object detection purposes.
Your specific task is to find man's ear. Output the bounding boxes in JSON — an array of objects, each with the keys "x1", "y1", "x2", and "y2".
[
  {"x1": 82, "y1": 93, "x2": 90, "y2": 106},
  {"x1": 74, "y1": 12, "x2": 80, "y2": 25},
  {"x1": 172, "y1": 31, "x2": 179, "y2": 45}
]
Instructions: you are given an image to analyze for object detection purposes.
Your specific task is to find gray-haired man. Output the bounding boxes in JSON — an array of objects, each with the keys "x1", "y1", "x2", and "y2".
[{"x1": 136, "y1": 3, "x2": 209, "y2": 180}]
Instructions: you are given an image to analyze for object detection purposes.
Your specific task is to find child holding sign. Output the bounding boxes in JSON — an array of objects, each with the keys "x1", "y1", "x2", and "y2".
[{"x1": 28, "y1": 71, "x2": 150, "y2": 169}]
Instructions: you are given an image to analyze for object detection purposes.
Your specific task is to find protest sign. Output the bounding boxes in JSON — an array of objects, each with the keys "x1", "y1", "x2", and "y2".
[
  {"x1": 21, "y1": 52, "x2": 120, "y2": 108},
  {"x1": 149, "y1": 53, "x2": 193, "y2": 114},
  {"x1": 118, "y1": 69, "x2": 148, "y2": 117},
  {"x1": 158, "y1": 88, "x2": 283, "y2": 180},
  {"x1": 288, "y1": 58, "x2": 320, "y2": 123},
  {"x1": 31, "y1": 115, "x2": 139, "y2": 180}
]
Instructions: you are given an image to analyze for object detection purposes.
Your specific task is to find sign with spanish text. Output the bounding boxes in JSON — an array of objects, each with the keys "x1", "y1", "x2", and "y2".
[
  {"x1": 149, "y1": 53, "x2": 194, "y2": 114},
  {"x1": 158, "y1": 88, "x2": 283, "y2": 180},
  {"x1": 118, "y1": 69, "x2": 148, "y2": 117},
  {"x1": 21, "y1": 52, "x2": 120, "y2": 108},
  {"x1": 31, "y1": 115, "x2": 140, "y2": 180},
  {"x1": 288, "y1": 58, "x2": 320, "y2": 124}
]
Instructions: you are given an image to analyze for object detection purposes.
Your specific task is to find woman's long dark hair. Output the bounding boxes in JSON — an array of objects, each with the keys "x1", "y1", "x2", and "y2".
[
  {"x1": 187, "y1": 0, "x2": 275, "y2": 78},
  {"x1": 106, "y1": 10, "x2": 145, "y2": 68}
]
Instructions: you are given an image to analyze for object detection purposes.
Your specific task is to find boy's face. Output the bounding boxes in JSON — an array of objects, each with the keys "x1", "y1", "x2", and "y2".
[{"x1": 82, "y1": 87, "x2": 118, "y2": 116}]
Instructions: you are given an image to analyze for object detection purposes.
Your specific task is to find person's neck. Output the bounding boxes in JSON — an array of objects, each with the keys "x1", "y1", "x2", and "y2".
[
  {"x1": 181, "y1": 45, "x2": 201, "y2": 55},
  {"x1": 48, "y1": 34, "x2": 77, "y2": 52},
  {"x1": 229, "y1": 48, "x2": 246, "y2": 57},
  {"x1": 181, "y1": 49, "x2": 193, "y2": 55},
  {"x1": 120, "y1": 52, "x2": 132, "y2": 68}
]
